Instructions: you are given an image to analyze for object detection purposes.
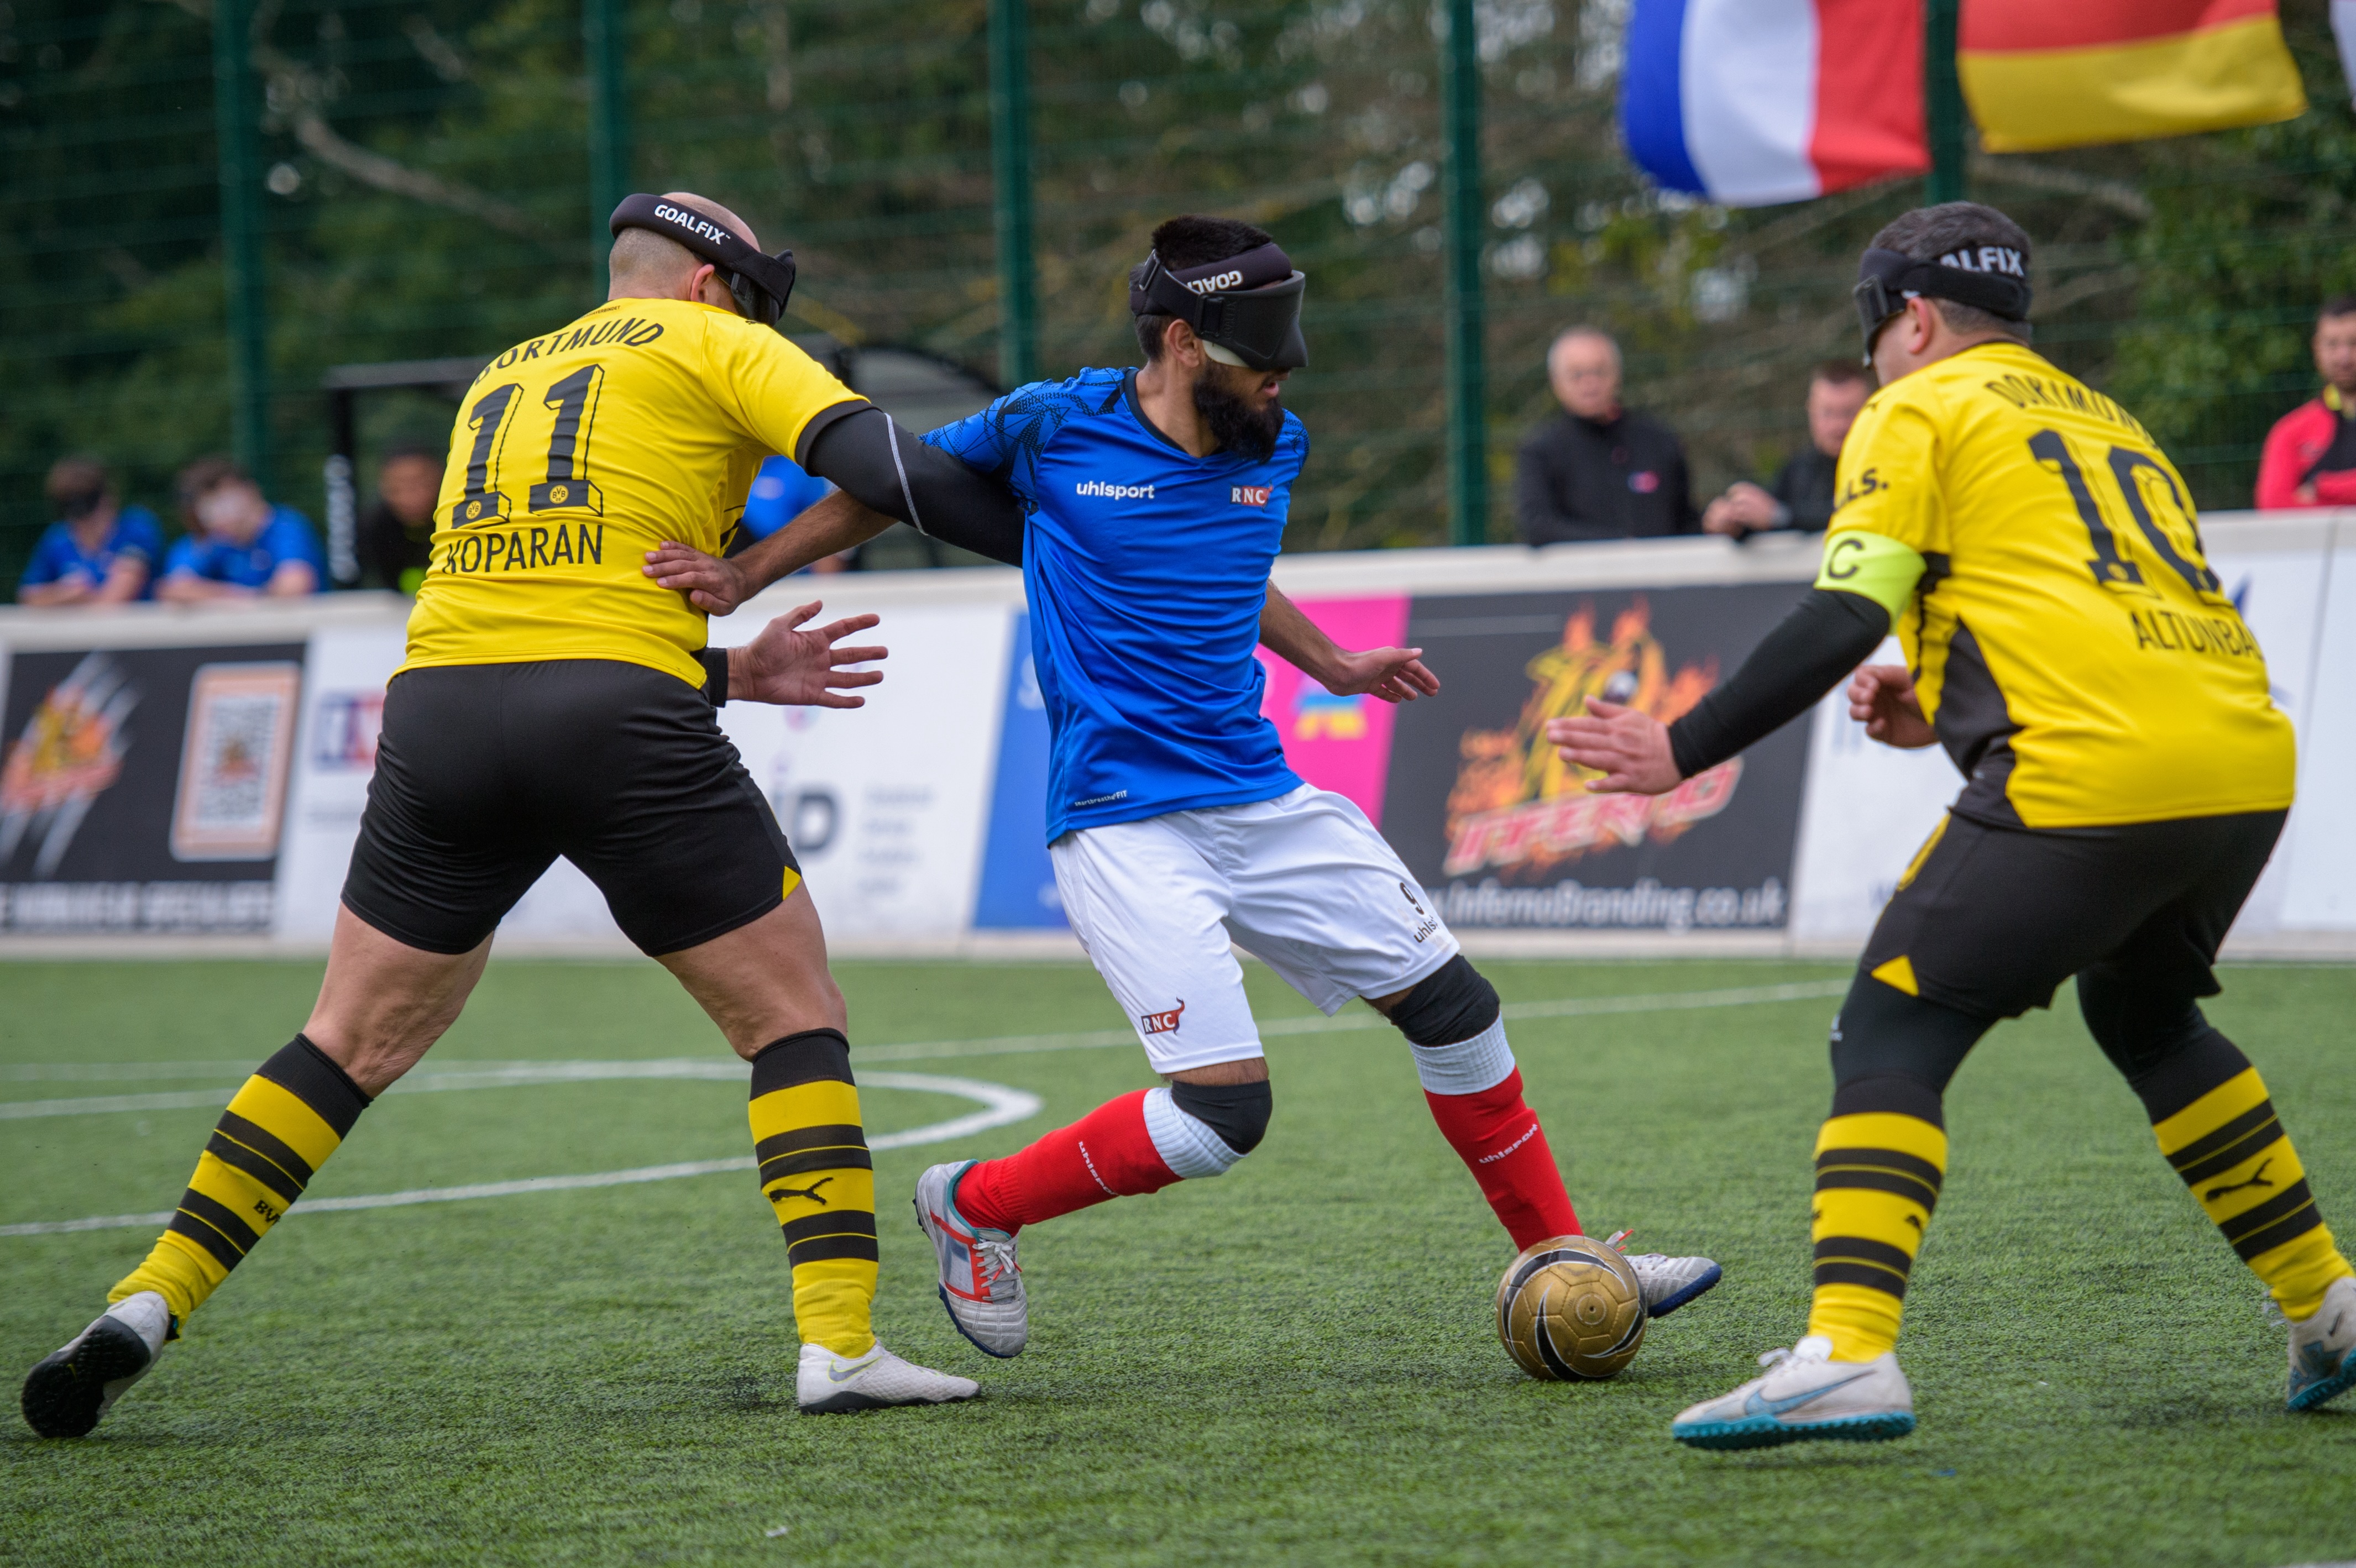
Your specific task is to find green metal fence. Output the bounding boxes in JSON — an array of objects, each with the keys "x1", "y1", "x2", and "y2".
[{"x1": 6, "y1": 0, "x2": 2356, "y2": 592}]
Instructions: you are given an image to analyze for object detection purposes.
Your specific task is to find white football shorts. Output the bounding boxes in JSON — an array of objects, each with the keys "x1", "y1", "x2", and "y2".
[{"x1": 1050, "y1": 784, "x2": 1460, "y2": 1075}]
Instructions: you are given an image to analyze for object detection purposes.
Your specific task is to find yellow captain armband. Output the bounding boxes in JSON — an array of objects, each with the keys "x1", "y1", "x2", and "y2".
[{"x1": 1814, "y1": 531, "x2": 1925, "y2": 620}]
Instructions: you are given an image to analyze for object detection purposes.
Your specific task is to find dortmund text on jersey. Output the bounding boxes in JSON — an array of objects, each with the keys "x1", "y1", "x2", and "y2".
[
  {"x1": 1818, "y1": 342, "x2": 2294, "y2": 828},
  {"x1": 402, "y1": 297, "x2": 865, "y2": 686}
]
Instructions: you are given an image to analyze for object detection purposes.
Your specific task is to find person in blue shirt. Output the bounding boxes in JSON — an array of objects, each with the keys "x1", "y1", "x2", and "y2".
[
  {"x1": 158, "y1": 457, "x2": 324, "y2": 602},
  {"x1": 645, "y1": 214, "x2": 1724, "y2": 1370},
  {"x1": 740, "y1": 454, "x2": 835, "y2": 542},
  {"x1": 17, "y1": 457, "x2": 164, "y2": 606},
  {"x1": 738, "y1": 454, "x2": 851, "y2": 573}
]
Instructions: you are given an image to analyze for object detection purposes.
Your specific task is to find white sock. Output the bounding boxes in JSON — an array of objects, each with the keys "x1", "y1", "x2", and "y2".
[
  {"x1": 1143, "y1": 1086, "x2": 1244, "y2": 1178},
  {"x1": 1408, "y1": 1016, "x2": 1515, "y2": 1095}
]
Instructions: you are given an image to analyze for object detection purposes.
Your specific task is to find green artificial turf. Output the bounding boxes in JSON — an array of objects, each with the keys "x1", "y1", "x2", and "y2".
[{"x1": 3, "y1": 956, "x2": 2353, "y2": 1567}]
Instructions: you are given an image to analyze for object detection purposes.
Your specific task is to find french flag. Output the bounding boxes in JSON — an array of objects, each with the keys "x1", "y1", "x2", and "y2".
[{"x1": 1619, "y1": 0, "x2": 1929, "y2": 206}]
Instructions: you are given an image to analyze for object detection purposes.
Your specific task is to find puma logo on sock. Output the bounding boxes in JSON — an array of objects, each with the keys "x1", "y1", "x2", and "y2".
[
  {"x1": 776, "y1": 1177, "x2": 834, "y2": 1205},
  {"x1": 2206, "y1": 1157, "x2": 2276, "y2": 1202}
]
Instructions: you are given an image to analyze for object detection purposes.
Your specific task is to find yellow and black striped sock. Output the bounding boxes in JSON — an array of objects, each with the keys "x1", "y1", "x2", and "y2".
[
  {"x1": 748, "y1": 1029, "x2": 877, "y2": 1357},
  {"x1": 1805, "y1": 1075, "x2": 1947, "y2": 1362},
  {"x1": 108, "y1": 1035, "x2": 371, "y2": 1326},
  {"x1": 2132, "y1": 1030, "x2": 2354, "y2": 1320}
]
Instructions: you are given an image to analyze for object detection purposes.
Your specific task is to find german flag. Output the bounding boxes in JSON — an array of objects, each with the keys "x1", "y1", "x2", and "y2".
[{"x1": 1959, "y1": 0, "x2": 2306, "y2": 153}]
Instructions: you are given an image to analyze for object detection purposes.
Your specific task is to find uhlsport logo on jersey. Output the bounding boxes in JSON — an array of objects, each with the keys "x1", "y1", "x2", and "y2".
[
  {"x1": 1076, "y1": 479, "x2": 1155, "y2": 500},
  {"x1": 1232, "y1": 485, "x2": 1272, "y2": 507},
  {"x1": 1139, "y1": 999, "x2": 1186, "y2": 1035}
]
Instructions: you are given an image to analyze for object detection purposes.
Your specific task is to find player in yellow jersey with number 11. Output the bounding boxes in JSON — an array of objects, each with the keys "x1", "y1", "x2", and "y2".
[
  {"x1": 1554, "y1": 202, "x2": 2356, "y2": 1449},
  {"x1": 23, "y1": 192, "x2": 1038, "y2": 1439}
]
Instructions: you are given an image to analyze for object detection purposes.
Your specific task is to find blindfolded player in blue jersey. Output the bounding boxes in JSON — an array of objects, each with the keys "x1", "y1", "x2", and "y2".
[{"x1": 645, "y1": 216, "x2": 1725, "y2": 1368}]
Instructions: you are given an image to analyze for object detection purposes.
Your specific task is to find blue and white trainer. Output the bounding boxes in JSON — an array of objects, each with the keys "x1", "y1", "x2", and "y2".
[
  {"x1": 2286, "y1": 1275, "x2": 2356, "y2": 1412},
  {"x1": 1671, "y1": 1335, "x2": 1915, "y2": 1450},
  {"x1": 913, "y1": 1161, "x2": 1027, "y2": 1358}
]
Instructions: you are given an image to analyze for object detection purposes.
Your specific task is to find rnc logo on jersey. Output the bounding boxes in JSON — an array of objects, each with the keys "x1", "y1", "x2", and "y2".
[
  {"x1": 1231, "y1": 485, "x2": 1272, "y2": 507},
  {"x1": 1139, "y1": 999, "x2": 1187, "y2": 1035}
]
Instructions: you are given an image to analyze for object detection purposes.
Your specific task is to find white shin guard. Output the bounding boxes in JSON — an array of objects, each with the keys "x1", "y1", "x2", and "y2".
[
  {"x1": 1409, "y1": 1016, "x2": 1515, "y2": 1095},
  {"x1": 1143, "y1": 1085, "x2": 1247, "y2": 1178}
]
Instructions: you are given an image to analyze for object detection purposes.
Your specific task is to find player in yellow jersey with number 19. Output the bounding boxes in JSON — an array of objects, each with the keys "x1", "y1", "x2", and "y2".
[
  {"x1": 23, "y1": 192, "x2": 1035, "y2": 1440},
  {"x1": 1553, "y1": 202, "x2": 2356, "y2": 1449}
]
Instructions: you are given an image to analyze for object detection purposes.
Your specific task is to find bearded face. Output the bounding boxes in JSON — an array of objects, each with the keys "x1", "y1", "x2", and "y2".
[{"x1": 1192, "y1": 359, "x2": 1285, "y2": 464}]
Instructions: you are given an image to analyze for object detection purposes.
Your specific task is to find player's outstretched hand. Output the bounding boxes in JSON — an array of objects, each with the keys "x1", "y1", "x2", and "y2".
[
  {"x1": 1322, "y1": 646, "x2": 1441, "y2": 704},
  {"x1": 1544, "y1": 697, "x2": 1682, "y2": 796},
  {"x1": 645, "y1": 541, "x2": 752, "y2": 615},
  {"x1": 1848, "y1": 663, "x2": 1938, "y2": 749},
  {"x1": 732, "y1": 601, "x2": 888, "y2": 709}
]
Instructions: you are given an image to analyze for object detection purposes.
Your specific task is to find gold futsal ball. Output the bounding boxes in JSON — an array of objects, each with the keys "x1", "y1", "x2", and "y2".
[{"x1": 1494, "y1": 1234, "x2": 1647, "y2": 1381}]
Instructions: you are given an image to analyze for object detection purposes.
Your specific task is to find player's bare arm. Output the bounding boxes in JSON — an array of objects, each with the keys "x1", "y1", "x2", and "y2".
[
  {"x1": 646, "y1": 406, "x2": 1030, "y2": 610},
  {"x1": 1259, "y1": 581, "x2": 1439, "y2": 703},
  {"x1": 646, "y1": 490, "x2": 895, "y2": 613}
]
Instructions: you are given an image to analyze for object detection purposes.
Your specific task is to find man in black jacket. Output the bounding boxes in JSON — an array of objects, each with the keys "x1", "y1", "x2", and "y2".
[
  {"x1": 356, "y1": 442, "x2": 444, "y2": 594},
  {"x1": 1703, "y1": 360, "x2": 1869, "y2": 541},
  {"x1": 1515, "y1": 327, "x2": 1695, "y2": 544}
]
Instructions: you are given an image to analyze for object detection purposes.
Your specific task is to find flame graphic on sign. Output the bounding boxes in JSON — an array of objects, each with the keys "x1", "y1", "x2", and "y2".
[
  {"x1": 1442, "y1": 600, "x2": 1738, "y2": 879},
  {"x1": 0, "y1": 652, "x2": 139, "y2": 878}
]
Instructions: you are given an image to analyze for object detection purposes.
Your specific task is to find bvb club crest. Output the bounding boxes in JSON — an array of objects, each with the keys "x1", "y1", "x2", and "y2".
[{"x1": 1442, "y1": 600, "x2": 1742, "y2": 880}]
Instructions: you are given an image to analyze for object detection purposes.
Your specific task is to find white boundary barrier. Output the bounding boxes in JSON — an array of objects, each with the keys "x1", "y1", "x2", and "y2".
[{"x1": 2, "y1": 512, "x2": 2350, "y2": 959}]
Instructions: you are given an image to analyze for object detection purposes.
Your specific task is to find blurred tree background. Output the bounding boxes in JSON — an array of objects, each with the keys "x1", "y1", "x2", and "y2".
[{"x1": 4, "y1": 0, "x2": 2354, "y2": 586}]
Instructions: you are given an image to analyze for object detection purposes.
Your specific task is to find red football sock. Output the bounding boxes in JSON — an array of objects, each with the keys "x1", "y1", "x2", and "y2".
[
  {"x1": 1423, "y1": 1067, "x2": 1580, "y2": 1249},
  {"x1": 955, "y1": 1089, "x2": 1180, "y2": 1234}
]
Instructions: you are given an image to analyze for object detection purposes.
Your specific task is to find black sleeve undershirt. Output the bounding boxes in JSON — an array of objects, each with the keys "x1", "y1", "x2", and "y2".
[
  {"x1": 802, "y1": 406, "x2": 1026, "y2": 566},
  {"x1": 1665, "y1": 589, "x2": 1892, "y2": 778}
]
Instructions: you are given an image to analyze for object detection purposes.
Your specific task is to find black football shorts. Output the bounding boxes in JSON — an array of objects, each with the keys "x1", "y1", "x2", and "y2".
[
  {"x1": 342, "y1": 659, "x2": 797, "y2": 957},
  {"x1": 1860, "y1": 807, "x2": 2286, "y2": 1021}
]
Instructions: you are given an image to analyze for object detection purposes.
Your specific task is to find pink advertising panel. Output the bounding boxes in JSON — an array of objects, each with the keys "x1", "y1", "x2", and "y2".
[{"x1": 1256, "y1": 594, "x2": 1411, "y2": 827}]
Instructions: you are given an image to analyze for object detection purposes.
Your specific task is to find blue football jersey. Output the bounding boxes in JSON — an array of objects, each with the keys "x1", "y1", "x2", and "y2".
[{"x1": 925, "y1": 366, "x2": 1307, "y2": 840}]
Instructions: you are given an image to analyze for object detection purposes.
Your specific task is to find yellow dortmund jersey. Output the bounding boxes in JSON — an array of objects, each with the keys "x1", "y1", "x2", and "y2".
[
  {"x1": 401, "y1": 297, "x2": 865, "y2": 686},
  {"x1": 1821, "y1": 341, "x2": 2293, "y2": 828}
]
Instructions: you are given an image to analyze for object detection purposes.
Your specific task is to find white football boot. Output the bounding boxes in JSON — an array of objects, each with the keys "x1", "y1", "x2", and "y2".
[
  {"x1": 2286, "y1": 1275, "x2": 2356, "y2": 1412},
  {"x1": 19, "y1": 1292, "x2": 174, "y2": 1439},
  {"x1": 913, "y1": 1161, "x2": 1027, "y2": 1357},
  {"x1": 1605, "y1": 1230, "x2": 1723, "y2": 1319},
  {"x1": 795, "y1": 1341, "x2": 978, "y2": 1415},
  {"x1": 1671, "y1": 1334, "x2": 1915, "y2": 1450}
]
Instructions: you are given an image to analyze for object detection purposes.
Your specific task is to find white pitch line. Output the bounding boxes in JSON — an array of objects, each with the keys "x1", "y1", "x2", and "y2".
[
  {"x1": 0, "y1": 980, "x2": 1851, "y2": 1118},
  {"x1": 0, "y1": 1072, "x2": 1039, "y2": 1239}
]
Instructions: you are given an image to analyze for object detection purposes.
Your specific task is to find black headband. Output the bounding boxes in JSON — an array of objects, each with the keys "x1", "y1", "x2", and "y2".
[
  {"x1": 1854, "y1": 244, "x2": 2030, "y2": 354},
  {"x1": 609, "y1": 193, "x2": 796, "y2": 326}
]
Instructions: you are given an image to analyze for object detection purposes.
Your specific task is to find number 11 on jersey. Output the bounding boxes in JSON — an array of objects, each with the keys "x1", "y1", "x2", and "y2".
[{"x1": 447, "y1": 365, "x2": 609, "y2": 528}]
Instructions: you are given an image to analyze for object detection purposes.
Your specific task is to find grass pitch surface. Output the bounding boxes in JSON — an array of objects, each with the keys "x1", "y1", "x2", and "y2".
[{"x1": 3, "y1": 956, "x2": 2353, "y2": 1567}]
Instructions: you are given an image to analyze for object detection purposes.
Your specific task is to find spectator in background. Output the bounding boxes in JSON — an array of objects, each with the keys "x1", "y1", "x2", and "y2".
[
  {"x1": 1702, "y1": 360, "x2": 1871, "y2": 540},
  {"x1": 357, "y1": 442, "x2": 444, "y2": 594},
  {"x1": 2256, "y1": 297, "x2": 2356, "y2": 509},
  {"x1": 1516, "y1": 327, "x2": 1696, "y2": 544},
  {"x1": 16, "y1": 456, "x2": 164, "y2": 606},
  {"x1": 158, "y1": 457, "x2": 323, "y2": 602}
]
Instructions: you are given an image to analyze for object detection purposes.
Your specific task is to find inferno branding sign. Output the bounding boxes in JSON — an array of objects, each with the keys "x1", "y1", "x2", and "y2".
[
  {"x1": 0, "y1": 642, "x2": 305, "y2": 934},
  {"x1": 1439, "y1": 600, "x2": 1741, "y2": 878},
  {"x1": 1380, "y1": 586, "x2": 1813, "y2": 930}
]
